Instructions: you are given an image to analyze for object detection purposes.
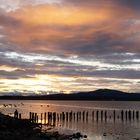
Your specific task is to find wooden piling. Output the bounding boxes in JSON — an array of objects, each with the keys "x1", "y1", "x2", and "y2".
[
  {"x1": 44, "y1": 112, "x2": 47, "y2": 124},
  {"x1": 83, "y1": 111, "x2": 85, "y2": 121},
  {"x1": 86, "y1": 112, "x2": 88, "y2": 121},
  {"x1": 35, "y1": 113, "x2": 37, "y2": 123},
  {"x1": 32, "y1": 113, "x2": 35, "y2": 122},
  {"x1": 136, "y1": 111, "x2": 139, "y2": 120},
  {"x1": 104, "y1": 111, "x2": 107, "y2": 121},
  {"x1": 69, "y1": 111, "x2": 72, "y2": 121},
  {"x1": 121, "y1": 110, "x2": 124, "y2": 121},
  {"x1": 48, "y1": 112, "x2": 52, "y2": 125},
  {"x1": 19, "y1": 113, "x2": 21, "y2": 119},
  {"x1": 66, "y1": 112, "x2": 68, "y2": 121},
  {"x1": 125, "y1": 110, "x2": 128, "y2": 120},
  {"x1": 113, "y1": 110, "x2": 116, "y2": 121},
  {"x1": 73, "y1": 112, "x2": 75, "y2": 120},
  {"x1": 77, "y1": 112, "x2": 79, "y2": 121},
  {"x1": 62, "y1": 112, "x2": 65, "y2": 121},
  {"x1": 53, "y1": 112, "x2": 56, "y2": 126},
  {"x1": 128, "y1": 110, "x2": 131, "y2": 121},
  {"x1": 132, "y1": 110, "x2": 135, "y2": 120},
  {"x1": 96, "y1": 110, "x2": 99, "y2": 121}
]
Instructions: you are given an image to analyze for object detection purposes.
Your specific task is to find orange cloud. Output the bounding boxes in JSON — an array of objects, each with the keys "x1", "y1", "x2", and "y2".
[
  {"x1": 11, "y1": 5, "x2": 112, "y2": 26},
  {"x1": 4, "y1": 3, "x2": 137, "y2": 54},
  {"x1": 0, "y1": 2, "x2": 140, "y2": 93}
]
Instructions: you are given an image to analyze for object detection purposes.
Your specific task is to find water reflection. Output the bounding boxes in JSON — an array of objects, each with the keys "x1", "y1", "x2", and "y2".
[{"x1": 0, "y1": 100, "x2": 140, "y2": 140}]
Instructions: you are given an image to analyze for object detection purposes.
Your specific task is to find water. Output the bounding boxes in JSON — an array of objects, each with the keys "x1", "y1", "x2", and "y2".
[{"x1": 0, "y1": 100, "x2": 140, "y2": 140}]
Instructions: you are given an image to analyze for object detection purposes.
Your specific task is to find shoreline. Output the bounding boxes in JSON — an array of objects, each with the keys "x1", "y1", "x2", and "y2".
[{"x1": 0, "y1": 113, "x2": 87, "y2": 140}]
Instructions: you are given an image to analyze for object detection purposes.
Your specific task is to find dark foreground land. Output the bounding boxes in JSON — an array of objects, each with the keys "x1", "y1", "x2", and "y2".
[{"x1": 0, "y1": 113, "x2": 85, "y2": 140}]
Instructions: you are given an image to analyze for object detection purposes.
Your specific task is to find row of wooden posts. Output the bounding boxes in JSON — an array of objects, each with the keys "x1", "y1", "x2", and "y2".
[
  {"x1": 30, "y1": 110, "x2": 140, "y2": 123},
  {"x1": 14, "y1": 110, "x2": 140, "y2": 125}
]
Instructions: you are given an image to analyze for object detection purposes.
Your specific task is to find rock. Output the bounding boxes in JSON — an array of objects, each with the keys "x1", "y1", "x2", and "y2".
[
  {"x1": 72, "y1": 132, "x2": 83, "y2": 139},
  {"x1": 84, "y1": 135, "x2": 87, "y2": 138},
  {"x1": 133, "y1": 138, "x2": 139, "y2": 140},
  {"x1": 0, "y1": 113, "x2": 86, "y2": 140}
]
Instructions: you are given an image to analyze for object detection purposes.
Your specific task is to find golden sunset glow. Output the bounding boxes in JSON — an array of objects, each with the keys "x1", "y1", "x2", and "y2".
[
  {"x1": 12, "y1": 5, "x2": 112, "y2": 26},
  {"x1": 0, "y1": 0, "x2": 140, "y2": 94},
  {"x1": 0, "y1": 65, "x2": 18, "y2": 72}
]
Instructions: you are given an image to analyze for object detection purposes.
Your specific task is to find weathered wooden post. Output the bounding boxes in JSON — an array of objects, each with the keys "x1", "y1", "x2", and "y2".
[
  {"x1": 57, "y1": 113, "x2": 59, "y2": 122},
  {"x1": 121, "y1": 110, "x2": 124, "y2": 121},
  {"x1": 34, "y1": 113, "x2": 36, "y2": 122},
  {"x1": 136, "y1": 111, "x2": 139, "y2": 120},
  {"x1": 53, "y1": 112, "x2": 56, "y2": 126},
  {"x1": 83, "y1": 111, "x2": 85, "y2": 121},
  {"x1": 132, "y1": 110, "x2": 135, "y2": 120},
  {"x1": 66, "y1": 112, "x2": 68, "y2": 121},
  {"x1": 31, "y1": 112, "x2": 34, "y2": 122},
  {"x1": 113, "y1": 110, "x2": 116, "y2": 121},
  {"x1": 62, "y1": 112, "x2": 65, "y2": 121},
  {"x1": 19, "y1": 113, "x2": 21, "y2": 119},
  {"x1": 44, "y1": 112, "x2": 47, "y2": 124},
  {"x1": 125, "y1": 110, "x2": 128, "y2": 120},
  {"x1": 34, "y1": 113, "x2": 36, "y2": 123},
  {"x1": 32, "y1": 113, "x2": 35, "y2": 122},
  {"x1": 96, "y1": 110, "x2": 99, "y2": 121},
  {"x1": 69, "y1": 111, "x2": 72, "y2": 121},
  {"x1": 48, "y1": 112, "x2": 52, "y2": 125},
  {"x1": 128, "y1": 110, "x2": 131, "y2": 121},
  {"x1": 51, "y1": 112, "x2": 53, "y2": 124},
  {"x1": 73, "y1": 112, "x2": 75, "y2": 120},
  {"x1": 35, "y1": 113, "x2": 37, "y2": 123},
  {"x1": 86, "y1": 112, "x2": 88, "y2": 121},
  {"x1": 48, "y1": 112, "x2": 50, "y2": 122}
]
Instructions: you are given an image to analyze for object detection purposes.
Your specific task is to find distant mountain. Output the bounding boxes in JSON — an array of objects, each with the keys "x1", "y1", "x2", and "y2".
[
  {"x1": 0, "y1": 89, "x2": 140, "y2": 101},
  {"x1": 72, "y1": 89, "x2": 140, "y2": 100}
]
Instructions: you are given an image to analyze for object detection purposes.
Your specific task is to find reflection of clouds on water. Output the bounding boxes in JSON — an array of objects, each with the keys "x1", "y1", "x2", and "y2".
[
  {"x1": 0, "y1": 105, "x2": 3, "y2": 108},
  {"x1": 0, "y1": 100, "x2": 140, "y2": 140}
]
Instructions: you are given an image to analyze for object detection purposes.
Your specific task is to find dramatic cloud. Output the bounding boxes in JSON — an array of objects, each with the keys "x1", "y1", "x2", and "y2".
[
  {"x1": 116, "y1": 0, "x2": 140, "y2": 11},
  {"x1": 0, "y1": 0, "x2": 140, "y2": 93}
]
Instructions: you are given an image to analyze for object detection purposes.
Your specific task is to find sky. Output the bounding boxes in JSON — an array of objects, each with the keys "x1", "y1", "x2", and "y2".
[{"x1": 0, "y1": 0, "x2": 140, "y2": 95}]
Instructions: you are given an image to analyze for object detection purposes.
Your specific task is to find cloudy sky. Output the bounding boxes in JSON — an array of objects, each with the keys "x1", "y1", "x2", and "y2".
[{"x1": 0, "y1": 0, "x2": 140, "y2": 94}]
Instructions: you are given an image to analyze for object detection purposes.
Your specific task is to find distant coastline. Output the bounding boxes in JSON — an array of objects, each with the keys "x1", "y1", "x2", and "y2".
[{"x1": 0, "y1": 89, "x2": 140, "y2": 101}]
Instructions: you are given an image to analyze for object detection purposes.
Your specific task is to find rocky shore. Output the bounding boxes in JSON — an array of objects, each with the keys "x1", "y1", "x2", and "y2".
[{"x1": 0, "y1": 113, "x2": 86, "y2": 140}]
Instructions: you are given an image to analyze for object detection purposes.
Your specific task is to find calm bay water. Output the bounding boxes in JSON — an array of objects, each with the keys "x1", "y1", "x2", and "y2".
[{"x1": 0, "y1": 100, "x2": 140, "y2": 140}]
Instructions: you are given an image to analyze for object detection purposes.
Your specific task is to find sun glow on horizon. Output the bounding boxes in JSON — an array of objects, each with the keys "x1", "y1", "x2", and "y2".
[{"x1": 0, "y1": 0, "x2": 140, "y2": 94}]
